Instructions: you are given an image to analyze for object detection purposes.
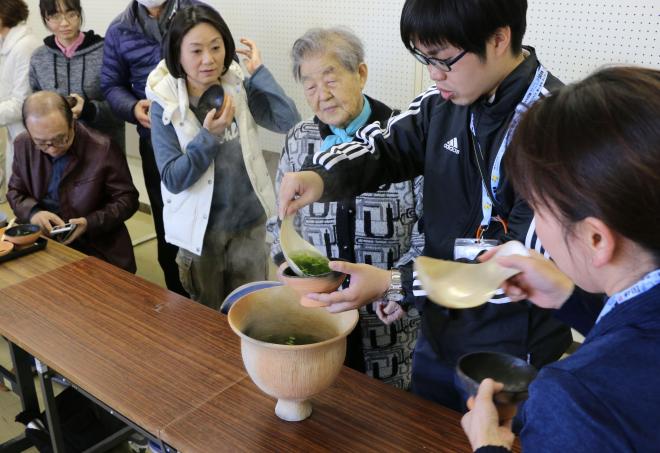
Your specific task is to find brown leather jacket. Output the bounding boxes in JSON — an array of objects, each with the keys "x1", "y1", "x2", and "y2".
[{"x1": 8, "y1": 122, "x2": 139, "y2": 272}]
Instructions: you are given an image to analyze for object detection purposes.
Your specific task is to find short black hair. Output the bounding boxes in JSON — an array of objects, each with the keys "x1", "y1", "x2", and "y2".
[
  {"x1": 22, "y1": 91, "x2": 74, "y2": 129},
  {"x1": 0, "y1": 0, "x2": 29, "y2": 28},
  {"x1": 163, "y1": 4, "x2": 235, "y2": 79},
  {"x1": 400, "y1": 0, "x2": 527, "y2": 59},
  {"x1": 39, "y1": 0, "x2": 83, "y2": 27}
]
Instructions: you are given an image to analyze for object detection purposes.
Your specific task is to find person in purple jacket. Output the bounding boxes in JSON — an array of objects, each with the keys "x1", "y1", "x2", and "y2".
[
  {"x1": 461, "y1": 67, "x2": 660, "y2": 452},
  {"x1": 101, "y1": 0, "x2": 198, "y2": 296}
]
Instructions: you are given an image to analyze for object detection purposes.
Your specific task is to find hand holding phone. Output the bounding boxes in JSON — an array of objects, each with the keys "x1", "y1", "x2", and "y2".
[{"x1": 49, "y1": 223, "x2": 78, "y2": 242}]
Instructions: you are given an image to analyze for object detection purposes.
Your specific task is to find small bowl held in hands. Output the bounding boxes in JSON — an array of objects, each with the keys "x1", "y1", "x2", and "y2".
[
  {"x1": 278, "y1": 264, "x2": 346, "y2": 308},
  {"x1": 456, "y1": 351, "x2": 538, "y2": 406},
  {"x1": 3, "y1": 224, "x2": 41, "y2": 246},
  {"x1": 195, "y1": 84, "x2": 226, "y2": 124}
]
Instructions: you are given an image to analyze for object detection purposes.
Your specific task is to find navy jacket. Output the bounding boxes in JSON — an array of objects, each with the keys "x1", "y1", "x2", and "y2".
[
  {"x1": 308, "y1": 49, "x2": 571, "y2": 368},
  {"x1": 100, "y1": 0, "x2": 198, "y2": 138},
  {"x1": 521, "y1": 282, "x2": 660, "y2": 451}
]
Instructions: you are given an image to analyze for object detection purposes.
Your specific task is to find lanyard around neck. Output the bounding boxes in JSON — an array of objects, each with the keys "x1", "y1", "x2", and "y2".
[
  {"x1": 469, "y1": 65, "x2": 548, "y2": 229},
  {"x1": 596, "y1": 269, "x2": 660, "y2": 324}
]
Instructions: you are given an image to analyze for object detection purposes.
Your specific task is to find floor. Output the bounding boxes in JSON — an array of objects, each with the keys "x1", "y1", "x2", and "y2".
[{"x1": 0, "y1": 152, "x2": 281, "y2": 451}]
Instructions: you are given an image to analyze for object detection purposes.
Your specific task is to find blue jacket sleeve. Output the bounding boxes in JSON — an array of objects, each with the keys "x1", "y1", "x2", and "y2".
[
  {"x1": 244, "y1": 65, "x2": 300, "y2": 133},
  {"x1": 150, "y1": 102, "x2": 218, "y2": 193},
  {"x1": 521, "y1": 368, "x2": 629, "y2": 452},
  {"x1": 100, "y1": 26, "x2": 139, "y2": 124},
  {"x1": 555, "y1": 287, "x2": 605, "y2": 337}
]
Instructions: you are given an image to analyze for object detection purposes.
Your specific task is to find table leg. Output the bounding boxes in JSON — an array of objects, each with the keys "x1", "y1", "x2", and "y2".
[
  {"x1": 0, "y1": 342, "x2": 40, "y2": 452},
  {"x1": 35, "y1": 359, "x2": 66, "y2": 453},
  {"x1": 8, "y1": 343, "x2": 39, "y2": 413}
]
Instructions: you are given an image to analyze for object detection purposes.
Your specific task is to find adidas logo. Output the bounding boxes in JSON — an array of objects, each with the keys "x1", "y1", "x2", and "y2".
[{"x1": 443, "y1": 137, "x2": 460, "y2": 154}]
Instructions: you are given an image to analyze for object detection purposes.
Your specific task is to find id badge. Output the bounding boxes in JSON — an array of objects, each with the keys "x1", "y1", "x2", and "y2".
[{"x1": 454, "y1": 238, "x2": 498, "y2": 262}]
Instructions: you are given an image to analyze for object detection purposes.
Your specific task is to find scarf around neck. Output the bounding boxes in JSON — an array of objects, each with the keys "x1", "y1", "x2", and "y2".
[{"x1": 320, "y1": 96, "x2": 371, "y2": 151}]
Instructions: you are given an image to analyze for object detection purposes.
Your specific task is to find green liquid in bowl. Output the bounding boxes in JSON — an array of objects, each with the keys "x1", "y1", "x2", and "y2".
[{"x1": 290, "y1": 252, "x2": 331, "y2": 276}]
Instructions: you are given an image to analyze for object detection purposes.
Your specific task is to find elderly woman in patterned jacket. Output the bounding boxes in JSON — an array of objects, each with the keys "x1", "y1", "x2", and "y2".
[{"x1": 266, "y1": 27, "x2": 424, "y2": 390}]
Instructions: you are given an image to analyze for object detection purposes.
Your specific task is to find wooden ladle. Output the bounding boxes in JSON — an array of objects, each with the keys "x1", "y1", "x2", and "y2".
[
  {"x1": 414, "y1": 241, "x2": 530, "y2": 309},
  {"x1": 280, "y1": 214, "x2": 330, "y2": 277}
]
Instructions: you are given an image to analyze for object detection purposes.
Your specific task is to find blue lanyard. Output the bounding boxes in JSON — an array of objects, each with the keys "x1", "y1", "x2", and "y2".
[
  {"x1": 470, "y1": 65, "x2": 549, "y2": 228},
  {"x1": 596, "y1": 269, "x2": 660, "y2": 323}
]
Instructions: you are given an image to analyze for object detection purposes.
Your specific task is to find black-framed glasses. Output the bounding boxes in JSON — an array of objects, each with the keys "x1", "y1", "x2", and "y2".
[
  {"x1": 32, "y1": 129, "x2": 72, "y2": 150},
  {"x1": 410, "y1": 45, "x2": 467, "y2": 72},
  {"x1": 46, "y1": 11, "x2": 80, "y2": 24}
]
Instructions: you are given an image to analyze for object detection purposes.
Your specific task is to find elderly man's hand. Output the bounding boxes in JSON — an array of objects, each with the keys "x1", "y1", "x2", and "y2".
[
  {"x1": 69, "y1": 93, "x2": 85, "y2": 119},
  {"x1": 236, "y1": 38, "x2": 262, "y2": 75},
  {"x1": 62, "y1": 217, "x2": 87, "y2": 245},
  {"x1": 30, "y1": 210, "x2": 64, "y2": 233}
]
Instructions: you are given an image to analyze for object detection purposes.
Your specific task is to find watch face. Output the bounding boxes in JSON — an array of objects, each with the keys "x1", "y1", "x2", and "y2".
[{"x1": 387, "y1": 291, "x2": 404, "y2": 302}]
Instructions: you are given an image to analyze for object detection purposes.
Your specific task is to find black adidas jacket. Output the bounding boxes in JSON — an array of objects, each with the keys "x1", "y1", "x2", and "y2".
[{"x1": 307, "y1": 48, "x2": 572, "y2": 368}]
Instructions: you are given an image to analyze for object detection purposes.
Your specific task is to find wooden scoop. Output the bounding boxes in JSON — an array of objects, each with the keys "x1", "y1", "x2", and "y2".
[
  {"x1": 280, "y1": 214, "x2": 330, "y2": 277},
  {"x1": 414, "y1": 241, "x2": 530, "y2": 309}
]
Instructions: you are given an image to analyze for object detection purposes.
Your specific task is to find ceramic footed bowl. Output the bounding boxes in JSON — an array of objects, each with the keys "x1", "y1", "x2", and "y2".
[
  {"x1": 4, "y1": 224, "x2": 41, "y2": 246},
  {"x1": 277, "y1": 263, "x2": 346, "y2": 308},
  {"x1": 227, "y1": 284, "x2": 358, "y2": 422},
  {"x1": 456, "y1": 351, "x2": 538, "y2": 405}
]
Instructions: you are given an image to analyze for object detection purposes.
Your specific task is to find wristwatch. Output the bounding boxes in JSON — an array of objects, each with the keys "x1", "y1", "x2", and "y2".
[{"x1": 384, "y1": 269, "x2": 404, "y2": 303}]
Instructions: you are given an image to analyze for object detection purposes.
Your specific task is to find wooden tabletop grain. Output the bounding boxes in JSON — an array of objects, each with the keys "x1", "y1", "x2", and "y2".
[
  {"x1": 0, "y1": 231, "x2": 85, "y2": 289},
  {"x1": 0, "y1": 257, "x2": 247, "y2": 439},
  {"x1": 160, "y1": 368, "x2": 474, "y2": 452},
  {"x1": 0, "y1": 253, "x2": 520, "y2": 452}
]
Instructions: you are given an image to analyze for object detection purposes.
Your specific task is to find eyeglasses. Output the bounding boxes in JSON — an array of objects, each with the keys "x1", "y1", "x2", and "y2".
[
  {"x1": 32, "y1": 130, "x2": 72, "y2": 150},
  {"x1": 410, "y1": 45, "x2": 467, "y2": 72},
  {"x1": 46, "y1": 11, "x2": 80, "y2": 24}
]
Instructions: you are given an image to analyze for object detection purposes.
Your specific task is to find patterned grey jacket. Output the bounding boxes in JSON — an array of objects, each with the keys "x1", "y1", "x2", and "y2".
[{"x1": 266, "y1": 96, "x2": 424, "y2": 388}]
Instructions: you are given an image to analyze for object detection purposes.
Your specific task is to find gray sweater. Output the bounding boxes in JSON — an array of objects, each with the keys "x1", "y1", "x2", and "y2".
[{"x1": 29, "y1": 31, "x2": 125, "y2": 152}]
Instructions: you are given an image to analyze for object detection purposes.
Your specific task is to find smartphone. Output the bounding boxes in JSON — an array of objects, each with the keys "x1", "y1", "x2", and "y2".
[{"x1": 50, "y1": 223, "x2": 77, "y2": 242}]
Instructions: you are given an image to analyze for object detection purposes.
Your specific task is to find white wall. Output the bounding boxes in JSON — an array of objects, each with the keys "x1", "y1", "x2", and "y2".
[{"x1": 24, "y1": 0, "x2": 660, "y2": 156}]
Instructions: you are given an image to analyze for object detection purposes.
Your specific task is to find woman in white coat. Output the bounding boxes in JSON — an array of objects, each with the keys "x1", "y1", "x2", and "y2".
[
  {"x1": 147, "y1": 4, "x2": 299, "y2": 310},
  {"x1": 0, "y1": 0, "x2": 40, "y2": 201}
]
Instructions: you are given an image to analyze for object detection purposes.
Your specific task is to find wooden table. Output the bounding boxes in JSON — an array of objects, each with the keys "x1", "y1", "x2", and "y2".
[
  {"x1": 0, "y1": 230, "x2": 85, "y2": 289},
  {"x1": 0, "y1": 243, "x2": 507, "y2": 452}
]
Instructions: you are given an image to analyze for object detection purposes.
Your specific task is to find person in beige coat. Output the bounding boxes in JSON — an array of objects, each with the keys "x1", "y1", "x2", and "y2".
[{"x1": 0, "y1": 0, "x2": 40, "y2": 202}]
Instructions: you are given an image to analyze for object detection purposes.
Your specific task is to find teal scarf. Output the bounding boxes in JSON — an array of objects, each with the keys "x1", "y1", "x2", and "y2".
[{"x1": 320, "y1": 96, "x2": 372, "y2": 151}]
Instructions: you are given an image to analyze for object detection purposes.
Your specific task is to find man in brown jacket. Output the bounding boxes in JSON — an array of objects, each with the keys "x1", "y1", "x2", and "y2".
[{"x1": 8, "y1": 91, "x2": 139, "y2": 272}]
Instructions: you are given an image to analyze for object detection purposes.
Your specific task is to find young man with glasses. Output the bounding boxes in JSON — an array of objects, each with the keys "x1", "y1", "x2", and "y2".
[
  {"x1": 277, "y1": 0, "x2": 572, "y2": 411},
  {"x1": 7, "y1": 91, "x2": 139, "y2": 273}
]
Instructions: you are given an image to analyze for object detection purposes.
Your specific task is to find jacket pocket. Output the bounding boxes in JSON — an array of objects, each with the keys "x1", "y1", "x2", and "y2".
[{"x1": 175, "y1": 250, "x2": 198, "y2": 300}]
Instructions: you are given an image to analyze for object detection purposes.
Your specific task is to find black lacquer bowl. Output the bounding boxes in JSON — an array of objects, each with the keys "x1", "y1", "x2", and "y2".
[{"x1": 456, "y1": 351, "x2": 538, "y2": 405}]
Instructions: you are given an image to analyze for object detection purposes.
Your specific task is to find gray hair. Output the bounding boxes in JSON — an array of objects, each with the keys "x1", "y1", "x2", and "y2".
[{"x1": 291, "y1": 27, "x2": 365, "y2": 82}]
